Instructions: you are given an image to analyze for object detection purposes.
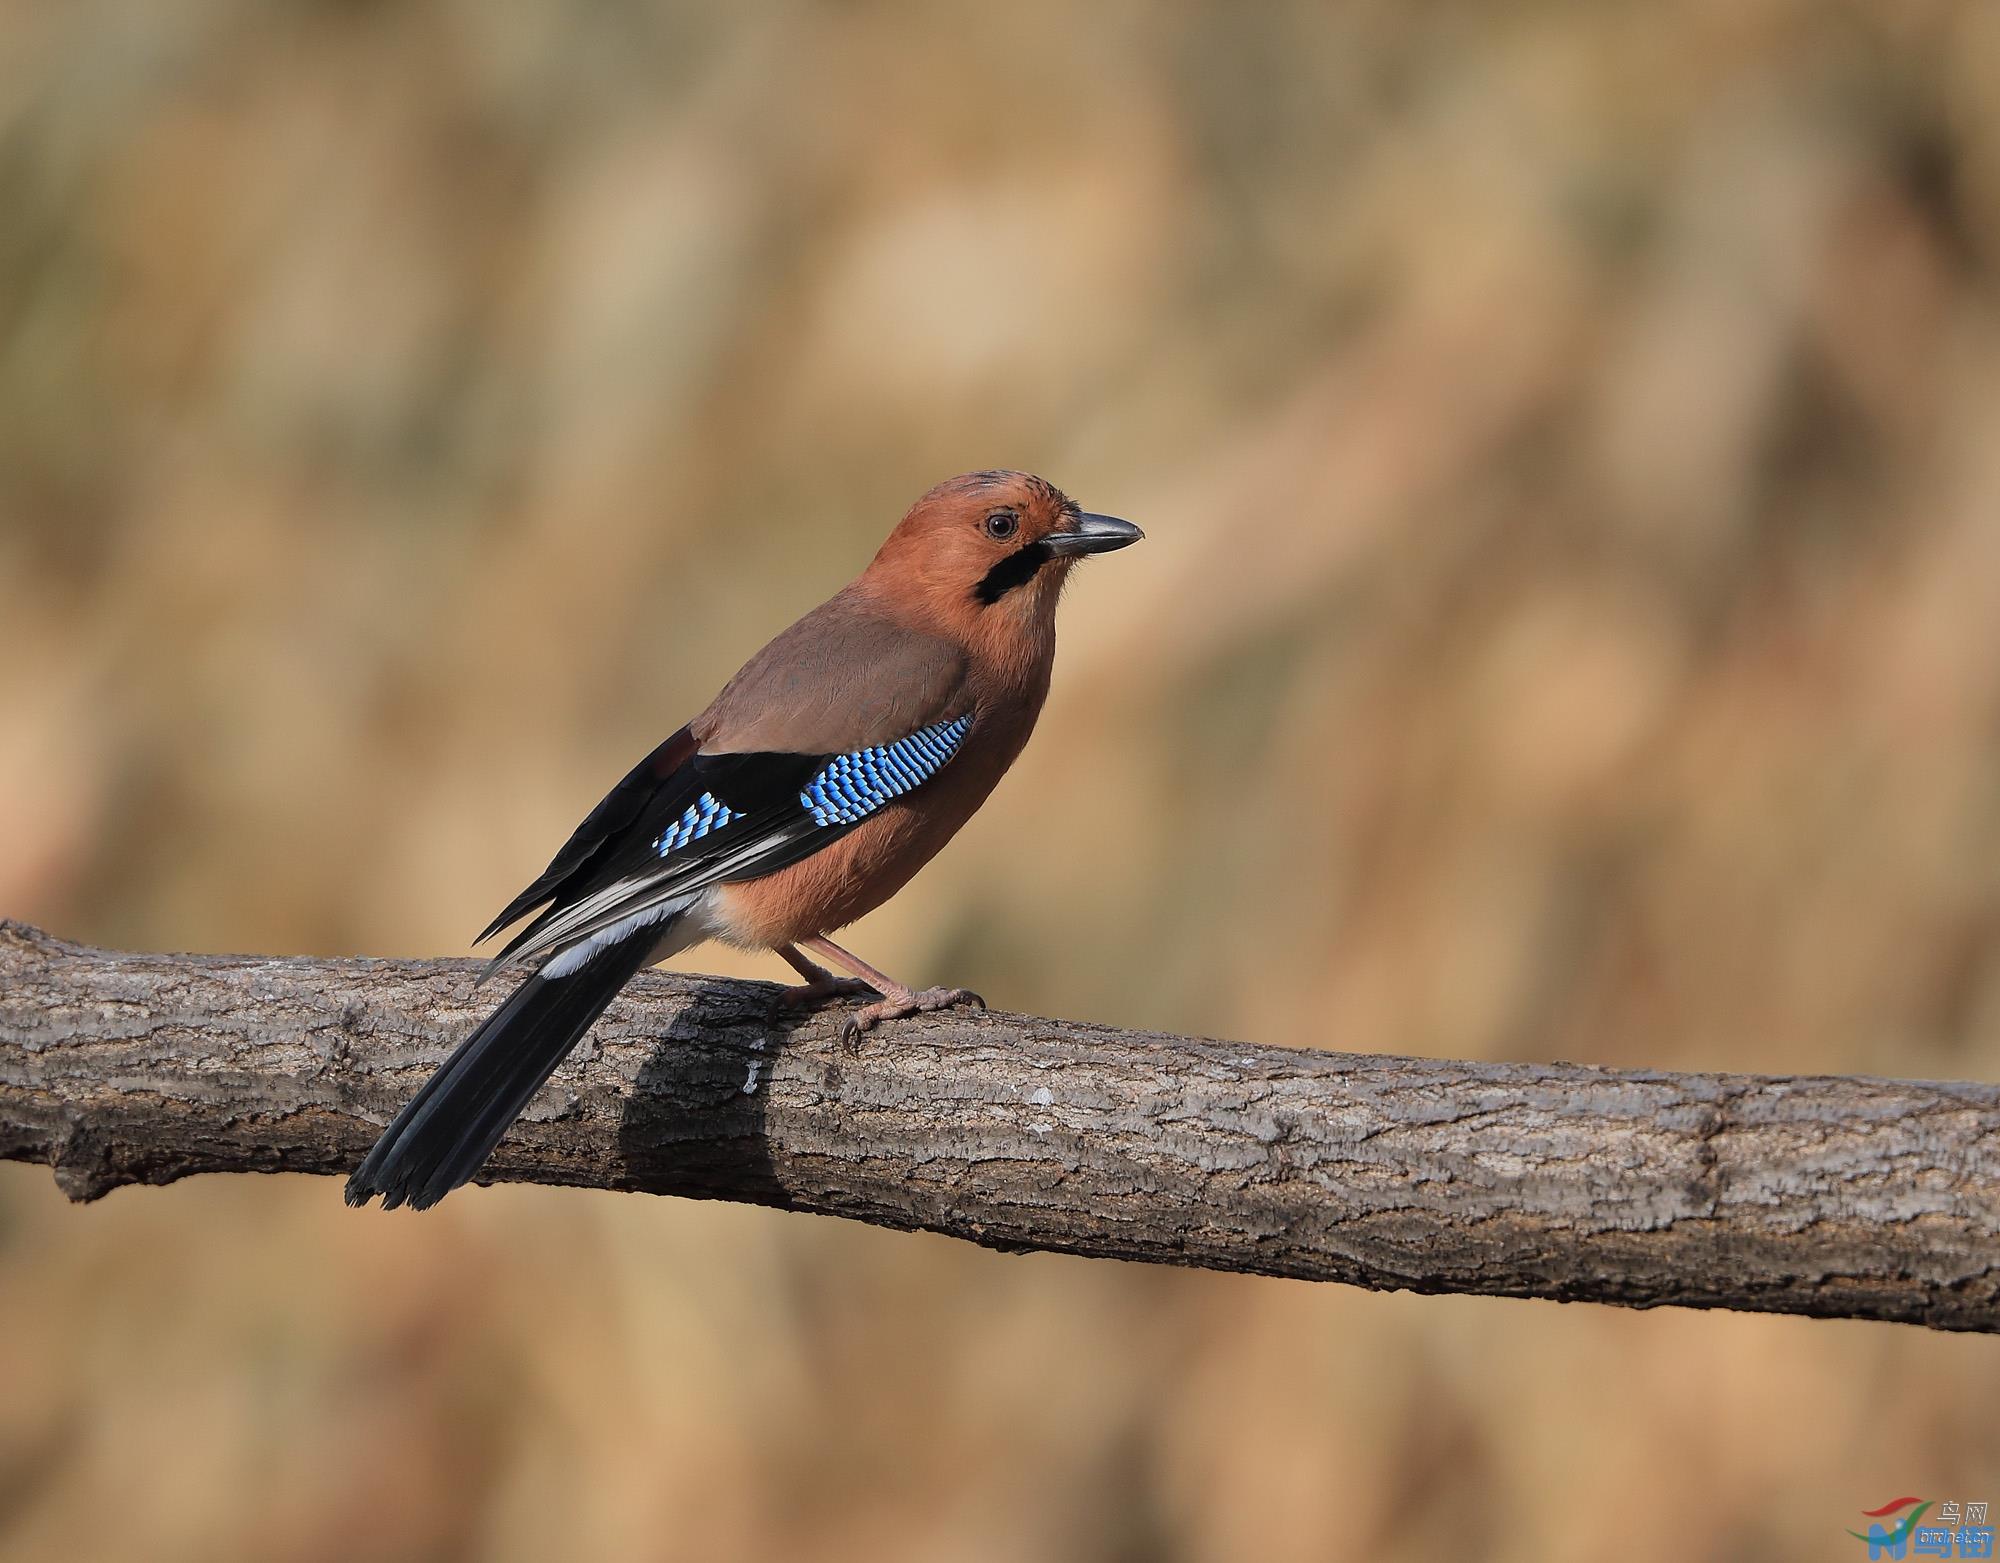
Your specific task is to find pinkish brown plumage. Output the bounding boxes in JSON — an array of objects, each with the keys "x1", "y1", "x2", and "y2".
[{"x1": 347, "y1": 471, "x2": 1142, "y2": 1209}]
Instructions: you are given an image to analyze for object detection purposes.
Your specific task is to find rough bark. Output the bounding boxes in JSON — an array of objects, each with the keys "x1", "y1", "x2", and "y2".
[{"x1": 2, "y1": 920, "x2": 1996, "y2": 1332}]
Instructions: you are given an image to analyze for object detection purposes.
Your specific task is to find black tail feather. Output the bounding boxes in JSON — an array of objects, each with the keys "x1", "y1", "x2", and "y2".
[{"x1": 345, "y1": 933, "x2": 656, "y2": 1210}]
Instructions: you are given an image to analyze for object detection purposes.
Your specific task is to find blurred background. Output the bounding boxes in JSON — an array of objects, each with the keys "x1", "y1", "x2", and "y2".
[{"x1": 4, "y1": 1, "x2": 2000, "y2": 1558}]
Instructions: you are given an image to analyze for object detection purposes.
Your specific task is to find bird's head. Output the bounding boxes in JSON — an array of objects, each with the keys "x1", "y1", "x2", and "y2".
[{"x1": 867, "y1": 470, "x2": 1142, "y2": 636}]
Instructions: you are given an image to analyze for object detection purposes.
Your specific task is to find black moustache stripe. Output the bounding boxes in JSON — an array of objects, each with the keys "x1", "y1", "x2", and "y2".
[{"x1": 973, "y1": 540, "x2": 1053, "y2": 605}]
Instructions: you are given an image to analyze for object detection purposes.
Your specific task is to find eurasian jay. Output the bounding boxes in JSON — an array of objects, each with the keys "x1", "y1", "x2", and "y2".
[{"x1": 346, "y1": 470, "x2": 1142, "y2": 1210}]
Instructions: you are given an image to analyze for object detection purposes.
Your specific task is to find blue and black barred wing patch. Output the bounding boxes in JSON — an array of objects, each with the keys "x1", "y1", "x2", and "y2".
[
  {"x1": 653, "y1": 791, "x2": 741, "y2": 854},
  {"x1": 483, "y1": 715, "x2": 975, "y2": 971},
  {"x1": 799, "y1": 715, "x2": 973, "y2": 825}
]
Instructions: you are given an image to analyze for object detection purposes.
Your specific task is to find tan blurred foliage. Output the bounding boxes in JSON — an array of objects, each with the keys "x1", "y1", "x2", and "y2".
[{"x1": 5, "y1": 2, "x2": 2000, "y2": 1559}]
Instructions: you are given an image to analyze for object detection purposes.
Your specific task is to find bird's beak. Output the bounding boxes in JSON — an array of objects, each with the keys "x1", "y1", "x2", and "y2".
[{"x1": 1043, "y1": 513, "x2": 1145, "y2": 558}]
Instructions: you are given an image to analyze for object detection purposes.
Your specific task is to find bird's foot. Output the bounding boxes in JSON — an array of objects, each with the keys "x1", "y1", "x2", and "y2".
[
  {"x1": 772, "y1": 948, "x2": 879, "y2": 1008},
  {"x1": 774, "y1": 971, "x2": 879, "y2": 1009},
  {"x1": 839, "y1": 986, "x2": 986, "y2": 1045}
]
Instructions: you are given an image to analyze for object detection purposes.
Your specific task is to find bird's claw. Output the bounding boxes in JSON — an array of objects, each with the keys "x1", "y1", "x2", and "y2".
[{"x1": 838, "y1": 986, "x2": 986, "y2": 1047}]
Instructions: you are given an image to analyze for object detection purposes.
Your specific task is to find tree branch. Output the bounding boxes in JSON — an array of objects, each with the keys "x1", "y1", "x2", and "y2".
[{"x1": 3, "y1": 920, "x2": 1996, "y2": 1332}]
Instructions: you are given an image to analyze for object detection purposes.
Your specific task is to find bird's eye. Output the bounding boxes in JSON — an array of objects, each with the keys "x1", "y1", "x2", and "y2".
[{"x1": 985, "y1": 510, "x2": 1020, "y2": 542}]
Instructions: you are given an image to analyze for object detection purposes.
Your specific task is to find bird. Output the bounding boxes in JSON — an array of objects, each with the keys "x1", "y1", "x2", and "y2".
[{"x1": 345, "y1": 470, "x2": 1142, "y2": 1210}]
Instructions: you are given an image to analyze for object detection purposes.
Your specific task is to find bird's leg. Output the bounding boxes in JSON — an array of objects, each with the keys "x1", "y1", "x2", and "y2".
[
  {"x1": 798, "y1": 935, "x2": 985, "y2": 1041},
  {"x1": 773, "y1": 944, "x2": 878, "y2": 1007}
]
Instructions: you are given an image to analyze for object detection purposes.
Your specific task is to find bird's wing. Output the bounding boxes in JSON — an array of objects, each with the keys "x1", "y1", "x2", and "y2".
[
  {"x1": 474, "y1": 724, "x2": 704, "y2": 945},
  {"x1": 478, "y1": 611, "x2": 971, "y2": 974}
]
